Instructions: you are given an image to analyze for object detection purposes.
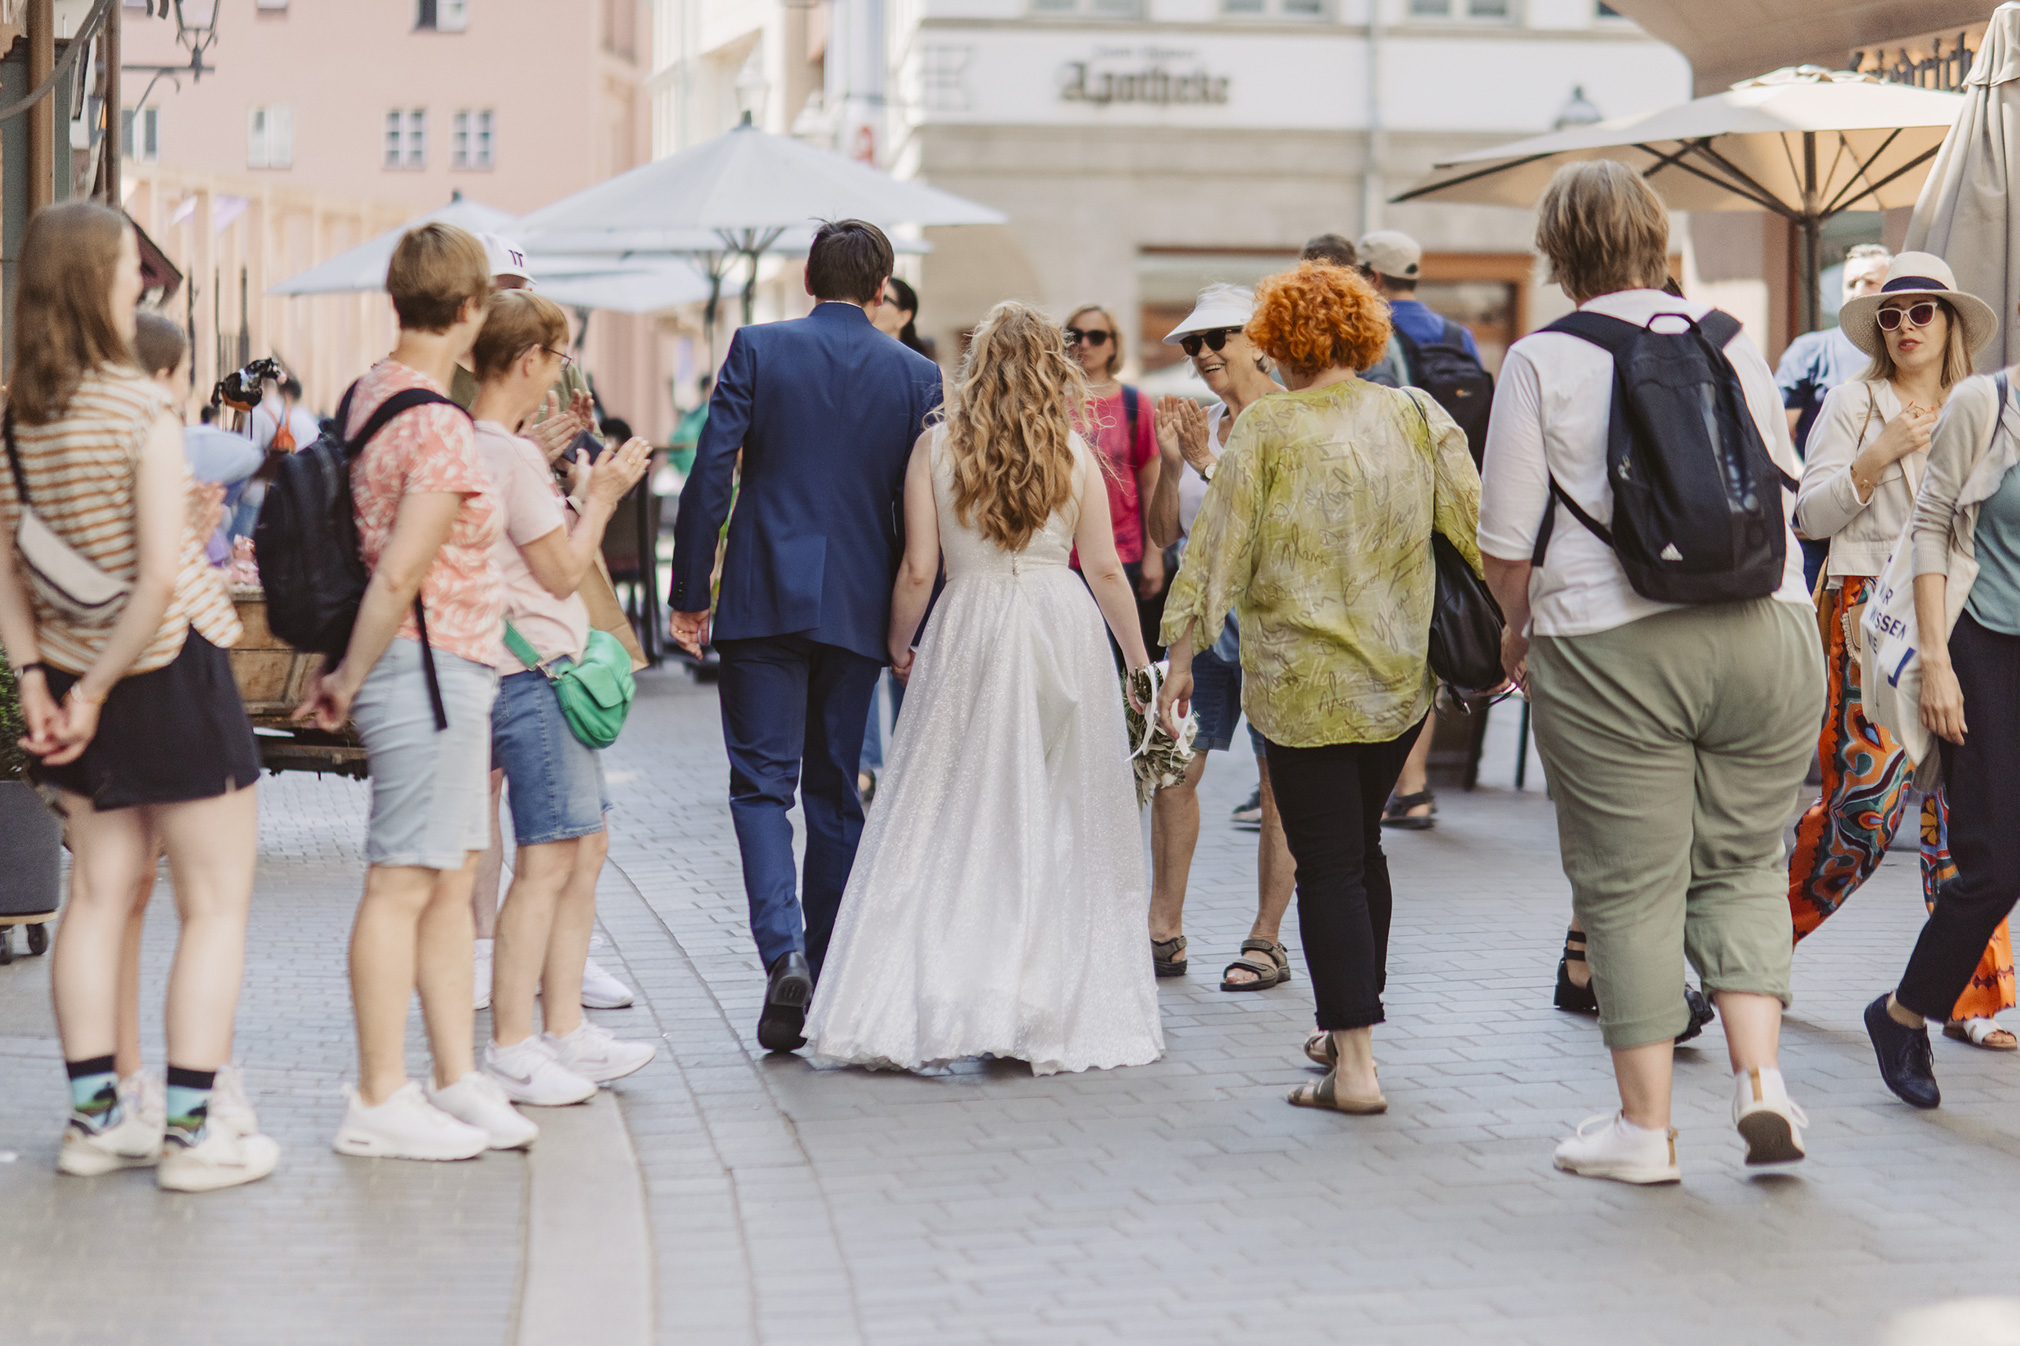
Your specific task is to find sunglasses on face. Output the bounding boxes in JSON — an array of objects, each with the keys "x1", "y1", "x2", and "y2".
[
  {"x1": 1876, "y1": 302, "x2": 1941, "y2": 332},
  {"x1": 1180, "y1": 327, "x2": 1242, "y2": 358},
  {"x1": 1064, "y1": 327, "x2": 1111, "y2": 348}
]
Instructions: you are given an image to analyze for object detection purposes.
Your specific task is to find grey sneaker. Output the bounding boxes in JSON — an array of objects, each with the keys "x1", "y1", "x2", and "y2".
[{"x1": 1230, "y1": 788, "x2": 1263, "y2": 828}]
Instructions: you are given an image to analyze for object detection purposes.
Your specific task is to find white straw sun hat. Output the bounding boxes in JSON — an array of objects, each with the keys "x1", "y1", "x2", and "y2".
[
  {"x1": 1163, "y1": 283, "x2": 1255, "y2": 345},
  {"x1": 1839, "y1": 251, "x2": 1997, "y2": 358}
]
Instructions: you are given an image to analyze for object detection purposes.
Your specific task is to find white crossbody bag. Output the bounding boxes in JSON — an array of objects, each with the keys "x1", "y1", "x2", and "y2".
[
  {"x1": 1858, "y1": 372, "x2": 2011, "y2": 789},
  {"x1": 4, "y1": 412, "x2": 132, "y2": 627}
]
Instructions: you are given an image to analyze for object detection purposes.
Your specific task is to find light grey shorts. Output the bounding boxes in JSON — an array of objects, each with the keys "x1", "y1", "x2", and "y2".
[{"x1": 352, "y1": 638, "x2": 500, "y2": 871}]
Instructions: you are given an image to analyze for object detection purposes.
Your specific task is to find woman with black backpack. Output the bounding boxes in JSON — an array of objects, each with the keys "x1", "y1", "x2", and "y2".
[{"x1": 1479, "y1": 161, "x2": 1824, "y2": 1185}]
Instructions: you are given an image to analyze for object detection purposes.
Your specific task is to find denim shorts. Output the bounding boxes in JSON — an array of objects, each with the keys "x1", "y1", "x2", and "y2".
[
  {"x1": 1189, "y1": 646, "x2": 1266, "y2": 755},
  {"x1": 351, "y1": 639, "x2": 499, "y2": 870},
  {"x1": 492, "y1": 670, "x2": 608, "y2": 846}
]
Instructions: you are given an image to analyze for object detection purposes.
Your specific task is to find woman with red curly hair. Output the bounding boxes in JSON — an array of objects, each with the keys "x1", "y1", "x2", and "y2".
[{"x1": 1156, "y1": 260, "x2": 1483, "y2": 1115}]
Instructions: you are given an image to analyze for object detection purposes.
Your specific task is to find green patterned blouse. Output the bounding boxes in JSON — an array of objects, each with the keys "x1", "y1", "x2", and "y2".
[{"x1": 1160, "y1": 377, "x2": 1483, "y2": 748}]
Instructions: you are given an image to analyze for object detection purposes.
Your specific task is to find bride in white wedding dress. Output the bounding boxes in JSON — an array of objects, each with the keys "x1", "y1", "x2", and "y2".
[{"x1": 804, "y1": 301, "x2": 1166, "y2": 1075}]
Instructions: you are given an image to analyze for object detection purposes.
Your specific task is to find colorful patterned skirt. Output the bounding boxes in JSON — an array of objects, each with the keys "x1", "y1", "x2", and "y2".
[{"x1": 1788, "y1": 577, "x2": 2015, "y2": 1020}]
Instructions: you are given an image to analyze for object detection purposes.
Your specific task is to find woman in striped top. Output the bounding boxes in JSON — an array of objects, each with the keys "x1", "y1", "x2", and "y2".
[{"x1": 0, "y1": 201, "x2": 276, "y2": 1192}]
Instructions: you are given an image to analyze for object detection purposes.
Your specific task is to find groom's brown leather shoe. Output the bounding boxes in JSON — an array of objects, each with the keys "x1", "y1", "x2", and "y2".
[{"x1": 758, "y1": 951, "x2": 812, "y2": 1053}]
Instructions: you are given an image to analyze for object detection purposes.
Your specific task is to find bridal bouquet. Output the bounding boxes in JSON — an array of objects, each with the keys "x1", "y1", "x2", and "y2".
[{"x1": 1124, "y1": 661, "x2": 1198, "y2": 809}]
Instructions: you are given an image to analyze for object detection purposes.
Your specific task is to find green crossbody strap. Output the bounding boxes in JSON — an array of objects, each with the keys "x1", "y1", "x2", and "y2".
[{"x1": 502, "y1": 621, "x2": 548, "y2": 674}]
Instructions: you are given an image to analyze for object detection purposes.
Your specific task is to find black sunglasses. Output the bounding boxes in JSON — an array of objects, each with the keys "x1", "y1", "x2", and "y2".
[
  {"x1": 1179, "y1": 327, "x2": 1242, "y2": 357},
  {"x1": 1875, "y1": 301, "x2": 1941, "y2": 332},
  {"x1": 1064, "y1": 327, "x2": 1111, "y2": 348}
]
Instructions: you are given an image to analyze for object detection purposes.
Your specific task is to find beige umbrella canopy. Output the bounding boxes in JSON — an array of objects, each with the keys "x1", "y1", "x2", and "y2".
[
  {"x1": 1905, "y1": 2, "x2": 2020, "y2": 372},
  {"x1": 1394, "y1": 67, "x2": 1964, "y2": 331}
]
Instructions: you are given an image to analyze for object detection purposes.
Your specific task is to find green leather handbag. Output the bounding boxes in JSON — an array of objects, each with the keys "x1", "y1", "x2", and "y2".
[{"x1": 502, "y1": 622, "x2": 636, "y2": 749}]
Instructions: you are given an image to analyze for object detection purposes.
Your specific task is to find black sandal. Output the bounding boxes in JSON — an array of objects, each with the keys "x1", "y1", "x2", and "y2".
[
  {"x1": 1152, "y1": 935, "x2": 1188, "y2": 978},
  {"x1": 1222, "y1": 938, "x2": 1292, "y2": 992},
  {"x1": 1380, "y1": 790, "x2": 1436, "y2": 831},
  {"x1": 1554, "y1": 926, "x2": 1598, "y2": 1013},
  {"x1": 1676, "y1": 984, "x2": 1716, "y2": 1045}
]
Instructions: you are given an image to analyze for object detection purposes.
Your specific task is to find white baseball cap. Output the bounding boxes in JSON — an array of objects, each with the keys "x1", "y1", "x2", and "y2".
[
  {"x1": 1357, "y1": 230, "x2": 1422, "y2": 279},
  {"x1": 1163, "y1": 283, "x2": 1255, "y2": 344},
  {"x1": 478, "y1": 232, "x2": 534, "y2": 286}
]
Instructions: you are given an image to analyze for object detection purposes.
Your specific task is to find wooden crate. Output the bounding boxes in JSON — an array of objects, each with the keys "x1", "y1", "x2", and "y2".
[{"x1": 229, "y1": 586, "x2": 321, "y2": 719}]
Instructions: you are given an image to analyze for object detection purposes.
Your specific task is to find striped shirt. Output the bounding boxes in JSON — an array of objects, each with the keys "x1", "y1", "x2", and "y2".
[{"x1": 0, "y1": 368, "x2": 240, "y2": 675}]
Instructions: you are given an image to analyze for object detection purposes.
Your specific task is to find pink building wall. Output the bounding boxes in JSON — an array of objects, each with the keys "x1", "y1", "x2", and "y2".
[{"x1": 116, "y1": 0, "x2": 674, "y2": 436}]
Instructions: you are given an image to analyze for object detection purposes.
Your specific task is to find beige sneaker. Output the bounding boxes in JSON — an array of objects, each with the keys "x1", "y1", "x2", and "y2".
[
  {"x1": 57, "y1": 1109, "x2": 163, "y2": 1177},
  {"x1": 207, "y1": 1064, "x2": 260, "y2": 1138},
  {"x1": 158, "y1": 1126, "x2": 280, "y2": 1193}
]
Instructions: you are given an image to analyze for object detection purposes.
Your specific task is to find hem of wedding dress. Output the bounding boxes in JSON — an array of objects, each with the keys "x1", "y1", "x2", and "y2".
[{"x1": 804, "y1": 1041, "x2": 1164, "y2": 1077}]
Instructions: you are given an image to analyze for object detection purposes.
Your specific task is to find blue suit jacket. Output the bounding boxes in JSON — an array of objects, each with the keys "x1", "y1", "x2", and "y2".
[{"x1": 670, "y1": 303, "x2": 945, "y2": 663}]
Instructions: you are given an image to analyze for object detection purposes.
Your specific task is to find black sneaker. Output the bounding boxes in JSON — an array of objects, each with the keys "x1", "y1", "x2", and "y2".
[
  {"x1": 1230, "y1": 788, "x2": 1262, "y2": 829},
  {"x1": 1865, "y1": 993, "x2": 1940, "y2": 1109},
  {"x1": 1676, "y1": 985, "x2": 1717, "y2": 1045}
]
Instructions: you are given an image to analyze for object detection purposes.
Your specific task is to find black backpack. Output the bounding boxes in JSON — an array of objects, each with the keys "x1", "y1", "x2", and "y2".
[
  {"x1": 1396, "y1": 318, "x2": 1493, "y2": 467},
  {"x1": 252, "y1": 382, "x2": 463, "y2": 729},
  {"x1": 1531, "y1": 309, "x2": 1797, "y2": 606}
]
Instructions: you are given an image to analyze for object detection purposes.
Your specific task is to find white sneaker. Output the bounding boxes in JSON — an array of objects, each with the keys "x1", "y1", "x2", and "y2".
[
  {"x1": 333, "y1": 1081, "x2": 488, "y2": 1161},
  {"x1": 158, "y1": 1126, "x2": 280, "y2": 1192},
  {"x1": 1732, "y1": 1066, "x2": 1808, "y2": 1166},
  {"x1": 117, "y1": 1069, "x2": 166, "y2": 1133},
  {"x1": 429, "y1": 1071, "x2": 539, "y2": 1150},
  {"x1": 473, "y1": 937, "x2": 494, "y2": 1012},
  {"x1": 483, "y1": 1037, "x2": 597, "y2": 1107},
  {"x1": 208, "y1": 1064, "x2": 259, "y2": 1138},
  {"x1": 57, "y1": 1107, "x2": 163, "y2": 1176},
  {"x1": 544, "y1": 1020, "x2": 655, "y2": 1084},
  {"x1": 1553, "y1": 1112, "x2": 1681, "y2": 1185},
  {"x1": 580, "y1": 956, "x2": 634, "y2": 1009}
]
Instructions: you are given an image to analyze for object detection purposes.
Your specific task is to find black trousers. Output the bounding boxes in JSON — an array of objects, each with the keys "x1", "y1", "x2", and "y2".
[
  {"x1": 1899, "y1": 613, "x2": 2020, "y2": 1020},
  {"x1": 1264, "y1": 718, "x2": 1425, "y2": 1031}
]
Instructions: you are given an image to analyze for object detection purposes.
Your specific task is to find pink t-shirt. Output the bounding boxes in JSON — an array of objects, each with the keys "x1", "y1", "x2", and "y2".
[
  {"x1": 475, "y1": 420, "x2": 590, "y2": 673},
  {"x1": 1074, "y1": 388, "x2": 1158, "y2": 564},
  {"x1": 347, "y1": 360, "x2": 503, "y2": 667}
]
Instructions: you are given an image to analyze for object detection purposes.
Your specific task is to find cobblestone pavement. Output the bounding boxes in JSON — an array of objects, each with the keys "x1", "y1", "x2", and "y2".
[{"x1": 8, "y1": 666, "x2": 2020, "y2": 1344}]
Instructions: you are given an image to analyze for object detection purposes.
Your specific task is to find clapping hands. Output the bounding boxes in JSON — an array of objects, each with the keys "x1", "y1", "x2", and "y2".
[
  {"x1": 528, "y1": 389, "x2": 598, "y2": 463},
  {"x1": 1153, "y1": 396, "x2": 1214, "y2": 477}
]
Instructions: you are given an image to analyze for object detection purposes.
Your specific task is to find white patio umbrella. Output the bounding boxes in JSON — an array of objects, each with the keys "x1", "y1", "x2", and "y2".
[
  {"x1": 1394, "y1": 67, "x2": 1965, "y2": 332},
  {"x1": 268, "y1": 195, "x2": 518, "y2": 295},
  {"x1": 1905, "y1": 2, "x2": 2020, "y2": 371},
  {"x1": 516, "y1": 117, "x2": 1003, "y2": 329},
  {"x1": 531, "y1": 260, "x2": 715, "y2": 315}
]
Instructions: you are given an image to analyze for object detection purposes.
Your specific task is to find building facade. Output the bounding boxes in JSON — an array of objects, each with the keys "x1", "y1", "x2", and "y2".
[{"x1": 108, "y1": 0, "x2": 670, "y2": 433}]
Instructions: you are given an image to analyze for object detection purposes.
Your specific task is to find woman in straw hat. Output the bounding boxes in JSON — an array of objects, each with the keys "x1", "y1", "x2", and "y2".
[{"x1": 1787, "y1": 252, "x2": 2015, "y2": 1052}]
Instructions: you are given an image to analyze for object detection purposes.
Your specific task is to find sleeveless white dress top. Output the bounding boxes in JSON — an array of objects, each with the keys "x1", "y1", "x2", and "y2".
[{"x1": 804, "y1": 428, "x2": 1165, "y2": 1074}]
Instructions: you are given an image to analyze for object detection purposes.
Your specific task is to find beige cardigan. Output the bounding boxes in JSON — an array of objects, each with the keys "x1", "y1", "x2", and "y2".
[
  {"x1": 1909, "y1": 371, "x2": 2020, "y2": 592},
  {"x1": 1794, "y1": 378, "x2": 1928, "y2": 580}
]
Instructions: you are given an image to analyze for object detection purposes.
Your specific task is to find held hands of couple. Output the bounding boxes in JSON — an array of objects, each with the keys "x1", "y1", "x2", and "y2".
[{"x1": 669, "y1": 609, "x2": 711, "y2": 659}]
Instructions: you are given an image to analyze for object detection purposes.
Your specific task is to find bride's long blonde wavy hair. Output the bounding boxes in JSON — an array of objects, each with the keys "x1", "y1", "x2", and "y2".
[{"x1": 940, "y1": 301, "x2": 1088, "y2": 552}]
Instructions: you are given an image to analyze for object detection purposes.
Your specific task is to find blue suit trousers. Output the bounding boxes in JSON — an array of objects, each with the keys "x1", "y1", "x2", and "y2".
[{"x1": 715, "y1": 633, "x2": 882, "y2": 978}]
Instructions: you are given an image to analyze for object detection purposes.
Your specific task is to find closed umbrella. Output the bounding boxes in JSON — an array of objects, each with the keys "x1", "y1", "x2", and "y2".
[
  {"x1": 1395, "y1": 67, "x2": 1964, "y2": 332},
  {"x1": 1906, "y1": 2, "x2": 2020, "y2": 370}
]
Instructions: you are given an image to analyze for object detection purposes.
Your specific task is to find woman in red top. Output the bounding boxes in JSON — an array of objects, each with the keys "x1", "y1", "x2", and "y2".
[{"x1": 1064, "y1": 305, "x2": 1162, "y2": 607}]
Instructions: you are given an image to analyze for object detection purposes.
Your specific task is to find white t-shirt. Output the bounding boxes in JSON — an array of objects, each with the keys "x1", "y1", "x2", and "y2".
[
  {"x1": 474, "y1": 420, "x2": 590, "y2": 672},
  {"x1": 1173, "y1": 402, "x2": 1227, "y2": 556},
  {"x1": 1476, "y1": 289, "x2": 1810, "y2": 639}
]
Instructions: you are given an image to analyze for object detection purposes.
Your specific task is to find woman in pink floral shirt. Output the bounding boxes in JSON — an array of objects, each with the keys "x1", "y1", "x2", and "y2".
[{"x1": 296, "y1": 224, "x2": 533, "y2": 1161}]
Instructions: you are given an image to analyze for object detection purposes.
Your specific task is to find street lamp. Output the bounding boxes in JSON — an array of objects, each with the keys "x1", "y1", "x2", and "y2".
[
  {"x1": 1554, "y1": 85, "x2": 1602, "y2": 132},
  {"x1": 734, "y1": 49, "x2": 770, "y2": 127},
  {"x1": 172, "y1": 0, "x2": 220, "y2": 71}
]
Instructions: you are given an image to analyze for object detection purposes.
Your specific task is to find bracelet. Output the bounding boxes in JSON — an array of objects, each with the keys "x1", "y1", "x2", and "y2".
[{"x1": 16, "y1": 660, "x2": 48, "y2": 678}]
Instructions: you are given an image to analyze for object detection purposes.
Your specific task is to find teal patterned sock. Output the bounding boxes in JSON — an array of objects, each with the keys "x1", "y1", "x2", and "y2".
[
  {"x1": 164, "y1": 1065, "x2": 215, "y2": 1146},
  {"x1": 65, "y1": 1055, "x2": 120, "y2": 1132}
]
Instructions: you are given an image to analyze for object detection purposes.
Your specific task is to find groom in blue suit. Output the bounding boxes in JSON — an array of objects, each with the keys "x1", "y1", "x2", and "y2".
[{"x1": 669, "y1": 220, "x2": 944, "y2": 1052}]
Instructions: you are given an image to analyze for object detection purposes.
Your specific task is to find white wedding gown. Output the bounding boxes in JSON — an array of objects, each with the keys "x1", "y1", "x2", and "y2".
[{"x1": 804, "y1": 429, "x2": 1165, "y2": 1075}]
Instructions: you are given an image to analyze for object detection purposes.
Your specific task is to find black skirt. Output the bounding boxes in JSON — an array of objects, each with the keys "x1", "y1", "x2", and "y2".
[{"x1": 32, "y1": 629, "x2": 261, "y2": 811}]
